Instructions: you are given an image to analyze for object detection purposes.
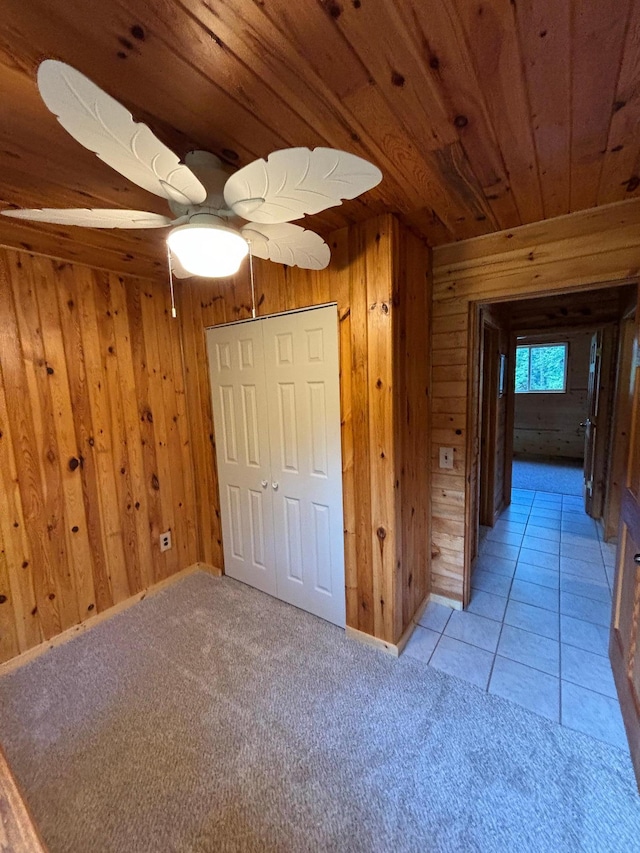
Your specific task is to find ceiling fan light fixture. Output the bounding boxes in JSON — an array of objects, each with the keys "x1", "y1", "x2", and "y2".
[
  {"x1": 11, "y1": 62, "x2": 383, "y2": 276},
  {"x1": 167, "y1": 219, "x2": 248, "y2": 278}
]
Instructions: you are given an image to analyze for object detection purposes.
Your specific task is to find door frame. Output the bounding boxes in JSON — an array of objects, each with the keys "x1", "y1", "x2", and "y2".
[
  {"x1": 584, "y1": 325, "x2": 617, "y2": 519},
  {"x1": 478, "y1": 318, "x2": 503, "y2": 527},
  {"x1": 604, "y1": 309, "x2": 638, "y2": 539}
]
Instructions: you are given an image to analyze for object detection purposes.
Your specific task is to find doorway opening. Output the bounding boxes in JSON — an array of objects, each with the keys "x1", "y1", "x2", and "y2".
[
  {"x1": 511, "y1": 339, "x2": 583, "y2": 497},
  {"x1": 466, "y1": 282, "x2": 638, "y2": 747},
  {"x1": 475, "y1": 283, "x2": 637, "y2": 537}
]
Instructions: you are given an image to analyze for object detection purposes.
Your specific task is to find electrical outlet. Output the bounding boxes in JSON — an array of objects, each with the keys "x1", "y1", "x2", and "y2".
[
  {"x1": 160, "y1": 531, "x2": 172, "y2": 552},
  {"x1": 439, "y1": 447, "x2": 454, "y2": 470}
]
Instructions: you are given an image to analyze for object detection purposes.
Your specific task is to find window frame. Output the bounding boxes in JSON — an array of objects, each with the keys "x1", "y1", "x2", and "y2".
[{"x1": 515, "y1": 341, "x2": 569, "y2": 395}]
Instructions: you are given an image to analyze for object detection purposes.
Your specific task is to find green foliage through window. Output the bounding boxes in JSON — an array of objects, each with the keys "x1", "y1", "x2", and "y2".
[{"x1": 515, "y1": 343, "x2": 567, "y2": 393}]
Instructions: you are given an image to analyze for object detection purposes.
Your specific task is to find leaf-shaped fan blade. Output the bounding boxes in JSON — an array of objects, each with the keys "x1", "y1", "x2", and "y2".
[
  {"x1": 242, "y1": 223, "x2": 330, "y2": 270},
  {"x1": 0, "y1": 208, "x2": 174, "y2": 229},
  {"x1": 224, "y1": 147, "x2": 382, "y2": 224},
  {"x1": 37, "y1": 60, "x2": 207, "y2": 206}
]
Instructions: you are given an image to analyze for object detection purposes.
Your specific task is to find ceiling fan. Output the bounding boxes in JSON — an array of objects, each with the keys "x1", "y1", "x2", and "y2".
[{"x1": 1, "y1": 60, "x2": 383, "y2": 278}]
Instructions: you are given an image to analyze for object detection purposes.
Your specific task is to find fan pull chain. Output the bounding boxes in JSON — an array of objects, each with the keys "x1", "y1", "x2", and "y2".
[
  {"x1": 167, "y1": 245, "x2": 177, "y2": 319},
  {"x1": 248, "y1": 241, "x2": 257, "y2": 319}
]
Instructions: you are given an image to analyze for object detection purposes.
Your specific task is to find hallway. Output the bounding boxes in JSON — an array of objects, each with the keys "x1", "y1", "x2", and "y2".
[{"x1": 404, "y1": 488, "x2": 626, "y2": 750}]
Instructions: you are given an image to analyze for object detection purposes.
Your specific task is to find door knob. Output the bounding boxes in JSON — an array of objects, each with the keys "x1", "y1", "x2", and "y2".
[
  {"x1": 579, "y1": 421, "x2": 589, "y2": 428},
  {"x1": 261, "y1": 480, "x2": 268, "y2": 488},
  {"x1": 272, "y1": 482, "x2": 279, "y2": 490},
  {"x1": 635, "y1": 554, "x2": 640, "y2": 565}
]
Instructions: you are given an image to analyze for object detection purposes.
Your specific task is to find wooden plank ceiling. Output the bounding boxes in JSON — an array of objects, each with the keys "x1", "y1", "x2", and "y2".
[{"x1": 1, "y1": 0, "x2": 639, "y2": 275}]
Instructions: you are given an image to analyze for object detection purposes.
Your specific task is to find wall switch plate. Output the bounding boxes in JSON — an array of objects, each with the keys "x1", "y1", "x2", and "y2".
[
  {"x1": 160, "y1": 531, "x2": 172, "y2": 552},
  {"x1": 439, "y1": 447, "x2": 454, "y2": 469}
]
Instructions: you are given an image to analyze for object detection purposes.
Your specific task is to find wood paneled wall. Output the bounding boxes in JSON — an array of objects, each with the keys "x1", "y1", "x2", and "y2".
[
  {"x1": 0, "y1": 248, "x2": 200, "y2": 664},
  {"x1": 177, "y1": 214, "x2": 431, "y2": 644},
  {"x1": 513, "y1": 331, "x2": 592, "y2": 459},
  {"x1": 431, "y1": 198, "x2": 640, "y2": 603}
]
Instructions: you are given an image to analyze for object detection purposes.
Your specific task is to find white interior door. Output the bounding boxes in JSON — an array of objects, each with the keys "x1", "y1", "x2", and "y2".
[
  {"x1": 206, "y1": 305, "x2": 346, "y2": 628},
  {"x1": 206, "y1": 322, "x2": 276, "y2": 595},
  {"x1": 262, "y1": 307, "x2": 346, "y2": 627}
]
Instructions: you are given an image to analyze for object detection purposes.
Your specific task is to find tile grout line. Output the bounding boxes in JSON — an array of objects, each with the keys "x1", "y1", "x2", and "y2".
[
  {"x1": 537, "y1": 489, "x2": 562, "y2": 728},
  {"x1": 424, "y1": 609, "x2": 452, "y2": 667},
  {"x1": 485, "y1": 494, "x2": 530, "y2": 694},
  {"x1": 486, "y1": 619, "x2": 506, "y2": 694}
]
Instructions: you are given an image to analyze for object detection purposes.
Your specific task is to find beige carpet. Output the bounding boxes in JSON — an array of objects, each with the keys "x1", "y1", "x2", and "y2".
[{"x1": 0, "y1": 572, "x2": 639, "y2": 852}]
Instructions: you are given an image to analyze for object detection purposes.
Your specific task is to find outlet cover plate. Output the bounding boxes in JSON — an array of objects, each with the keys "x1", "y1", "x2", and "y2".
[{"x1": 160, "y1": 531, "x2": 172, "y2": 552}]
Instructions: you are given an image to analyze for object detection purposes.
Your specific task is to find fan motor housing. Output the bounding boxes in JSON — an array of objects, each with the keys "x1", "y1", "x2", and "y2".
[{"x1": 168, "y1": 150, "x2": 233, "y2": 219}]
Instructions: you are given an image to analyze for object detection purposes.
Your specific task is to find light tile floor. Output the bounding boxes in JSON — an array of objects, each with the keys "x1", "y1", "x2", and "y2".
[{"x1": 404, "y1": 487, "x2": 628, "y2": 751}]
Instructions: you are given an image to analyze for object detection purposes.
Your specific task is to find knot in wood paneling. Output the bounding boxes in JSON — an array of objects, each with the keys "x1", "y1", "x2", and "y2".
[{"x1": 320, "y1": 1, "x2": 343, "y2": 20}]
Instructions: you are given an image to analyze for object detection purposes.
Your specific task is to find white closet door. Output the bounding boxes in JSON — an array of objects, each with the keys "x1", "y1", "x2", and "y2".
[
  {"x1": 206, "y1": 323, "x2": 276, "y2": 595},
  {"x1": 262, "y1": 306, "x2": 346, "y2": 627}
]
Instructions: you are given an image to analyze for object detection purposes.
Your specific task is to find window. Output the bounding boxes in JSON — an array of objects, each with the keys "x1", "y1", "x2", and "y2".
[{"x1": 515, "y1": 343, "x2": 568, "y2": 393}]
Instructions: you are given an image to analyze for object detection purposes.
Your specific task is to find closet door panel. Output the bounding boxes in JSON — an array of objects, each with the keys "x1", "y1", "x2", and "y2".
[
  {"x1": 206, "y1": 324, "x2": 276, "y2": 594},
  {"x1": 263, "y1": 306, "x2": 346, "y2": 626}
]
